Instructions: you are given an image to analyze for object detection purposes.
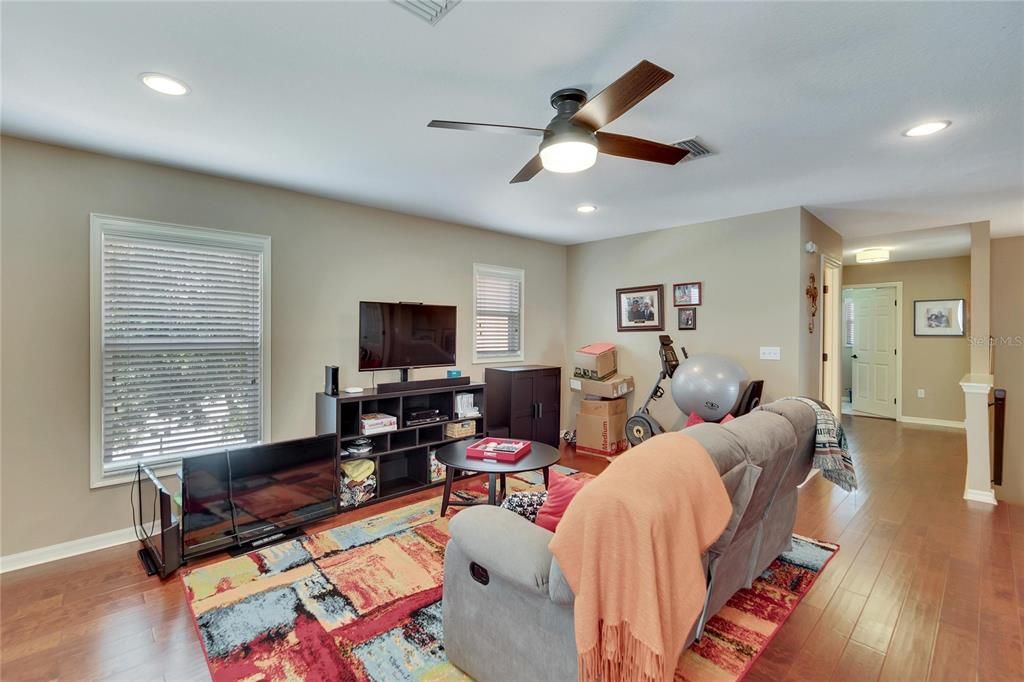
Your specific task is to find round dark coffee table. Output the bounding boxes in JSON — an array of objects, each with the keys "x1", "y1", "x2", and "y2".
[{"x1": 434, "y1": 439, "x2": 561, "y2": 516}]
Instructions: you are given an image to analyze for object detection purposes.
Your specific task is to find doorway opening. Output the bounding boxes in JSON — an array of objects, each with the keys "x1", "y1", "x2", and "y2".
[{"x1": 842, "y1": 282, "x2": 902, "y2": 420}]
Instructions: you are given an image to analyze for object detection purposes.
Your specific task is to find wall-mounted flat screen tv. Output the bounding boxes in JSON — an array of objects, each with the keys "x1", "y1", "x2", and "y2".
[{"x1": 358, "y1": 301, "x2": 457, "y2": 371}]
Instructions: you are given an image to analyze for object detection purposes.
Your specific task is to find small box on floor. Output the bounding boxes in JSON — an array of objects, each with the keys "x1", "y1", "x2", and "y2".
[
  {"x1": 429, "y1": 452, "x2": 446, "y2": 482},
  {"x1": 575, "y1": 398, "x2": 628, "y2": 457},
  {"x1": 573, "y1": 342, "x2": 617, "y2": 381},
  {"x1": 569, "y1": 374, "x2": 635, "y2": 399},
  {"x1": 360, "y1": 412, "x2": 397, "y2": 435}
]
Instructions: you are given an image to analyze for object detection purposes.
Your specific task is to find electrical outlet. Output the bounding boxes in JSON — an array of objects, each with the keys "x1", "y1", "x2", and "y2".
[
  {"x1": 917, "y1": 389, "x2": 926, "y2": 399},
  {"x1": 759, "y1": 346, "x2": 782, "y2": 361}
]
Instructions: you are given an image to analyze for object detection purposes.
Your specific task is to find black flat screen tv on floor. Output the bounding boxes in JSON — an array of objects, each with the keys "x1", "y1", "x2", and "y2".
[
  {"x1": 358, "y1": 301, "x2": 456, "y2": 372},
  {"x1": 180, "y1": 433, "x2": 337, "y2": 557}
]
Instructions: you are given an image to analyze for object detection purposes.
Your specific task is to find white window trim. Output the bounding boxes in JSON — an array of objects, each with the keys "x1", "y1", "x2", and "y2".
[
  {"x1": 89, "y1": 213, "x2": 272, "y2": 488},
  {"x1": 472, "y1": 263, "x2": 525, "y2": 364}
]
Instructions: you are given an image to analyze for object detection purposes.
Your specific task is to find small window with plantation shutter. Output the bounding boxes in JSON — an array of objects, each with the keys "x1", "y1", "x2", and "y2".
[
  {"x1": 844, "y1": 297, "x2": 855, "y2": 347},
  {"x1": 90, "y1": 215, "x2": 270, "y2": 483},
  {"x1": 473, "y1": 263, "x2": 524, "y2": 363}
]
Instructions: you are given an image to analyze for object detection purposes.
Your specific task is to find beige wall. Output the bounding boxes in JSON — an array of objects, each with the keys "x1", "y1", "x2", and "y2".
[
  {"x1": 991, "y1": 236, "x2": 1023, "y2": 504},
  {"x1": 0, "y1": 137, "x2": 568, "y2": 555},
  {"x1": 564, "y1": 207, "x2": 807, "y2": 431},
  {"x1": 799, "y1": 209, "x2": 843, "y2": 398},
  {"x1": 843, "y1": 256, "x2": 971, "y2": 422},
  {"x1": 969, "y1": 222, "x2": 992, "y2": 373}
]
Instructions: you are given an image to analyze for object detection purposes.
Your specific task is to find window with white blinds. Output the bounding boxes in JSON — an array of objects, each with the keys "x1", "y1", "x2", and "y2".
[
  {"x1": 90, "y1": 215, "x2": 270, "y2": 482},
  {"x1": 473, "y1": 263, "x2": 524, "y2": 362},
  {"x1": 844, "y1": 297, "x2": 855, "y2": 347}
]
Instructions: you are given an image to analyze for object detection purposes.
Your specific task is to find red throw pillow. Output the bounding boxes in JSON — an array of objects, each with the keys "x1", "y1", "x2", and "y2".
[
  {"x1": 535, "y1": 471, "x2": 587, "y2": 532},
  {"x1": 685, "y1": 412, "x2": 705, "y2": 428},
  {"x1": 720, "y1": 413, "x2": 735, "y2": 424}
]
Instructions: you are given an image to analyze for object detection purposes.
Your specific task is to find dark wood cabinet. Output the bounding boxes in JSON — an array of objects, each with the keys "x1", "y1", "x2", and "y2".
[{"x1": 485, "y1": 366, "x2": 561, "y2": 446}]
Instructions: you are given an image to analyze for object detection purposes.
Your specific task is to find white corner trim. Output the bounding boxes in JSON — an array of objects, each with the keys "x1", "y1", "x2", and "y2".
[
  {"x1": 898, "y1": 415, "x2": 966, "y2": 430},
  {"x1": 963, "y1": 488, "x2": 998, "y2": 506},
  {"x1": 960, "y1": 373, "x2": 995, "y2": 394},
  {"x1": 0, "y1": 526, "x2": 138, "y2": 574}
]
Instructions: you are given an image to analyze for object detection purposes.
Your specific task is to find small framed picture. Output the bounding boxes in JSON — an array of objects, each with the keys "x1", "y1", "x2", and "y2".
[
  {"x1": 678, "y1": 307, "x2": 697, "y2": 330},
  {"x1": 616, "y1": 285, "x2": 664, "y2": 332},
  {"x1": 914, "y1": 299, "x2": 965, "y2": 336},
  {"x1": 673, "y1": 281, "x2": 702, "y2": 307}
]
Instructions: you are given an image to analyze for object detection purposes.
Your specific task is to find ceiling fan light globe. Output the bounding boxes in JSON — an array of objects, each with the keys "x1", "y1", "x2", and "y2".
[{"x1": 539, "y1": 140, "x2": 598, "y2": 173}]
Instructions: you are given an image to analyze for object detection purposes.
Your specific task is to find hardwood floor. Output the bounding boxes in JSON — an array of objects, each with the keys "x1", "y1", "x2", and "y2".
[{"x1": 2, "y1": 417, "x2": 1021, "y2": 681}]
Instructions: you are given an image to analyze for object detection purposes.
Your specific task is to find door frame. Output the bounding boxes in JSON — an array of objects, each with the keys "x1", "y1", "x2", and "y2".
[
  {"x1": 842, "y1": 281, "x2": 903, "y2": 420},
  {"x1": 821, "y1": 255, "x2": 843, "y2": 414}
]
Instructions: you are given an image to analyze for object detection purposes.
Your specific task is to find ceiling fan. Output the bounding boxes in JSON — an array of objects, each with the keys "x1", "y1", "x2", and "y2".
[{"x1": 428, "y1": 60, "x2": 689, "y2": 184}]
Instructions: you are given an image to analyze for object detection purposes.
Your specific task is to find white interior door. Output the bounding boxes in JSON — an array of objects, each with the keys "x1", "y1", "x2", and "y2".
[{"x1": 850, "y1": 287, "x2": 898, "y2": 418}]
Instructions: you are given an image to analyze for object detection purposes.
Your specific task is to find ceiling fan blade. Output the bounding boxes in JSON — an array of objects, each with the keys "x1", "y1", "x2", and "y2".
[
  {"x1": 571, "y1": 60, "x2": 674, "y2": 131},
  {"x1": 510, "y1": 155, "x2": 544, "y2": 184},
  {"x1": 596, "y1": 132, "x2": 689, "y2": 165},
  {"x1": 428, "y1": 120, "x2": 545, "y2": 137}
]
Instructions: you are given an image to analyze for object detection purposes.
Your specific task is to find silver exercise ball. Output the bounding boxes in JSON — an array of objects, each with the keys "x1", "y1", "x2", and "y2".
[{"x1": 670, "y1": 354, "x2": 749, "y2": 422}]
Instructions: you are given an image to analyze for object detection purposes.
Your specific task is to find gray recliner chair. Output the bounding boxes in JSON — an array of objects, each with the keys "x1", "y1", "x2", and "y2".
[{"x1": 442, "y1": 399, "x2": 817, "y2": 681}]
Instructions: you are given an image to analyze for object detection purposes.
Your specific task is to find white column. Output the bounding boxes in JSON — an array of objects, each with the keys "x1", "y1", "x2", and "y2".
[{"x1": 960, "y1": 373, "x2": 996, "y2": 505}]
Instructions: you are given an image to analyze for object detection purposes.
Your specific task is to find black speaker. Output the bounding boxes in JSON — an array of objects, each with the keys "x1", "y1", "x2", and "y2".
[{"x1": 325, "y1": 366, "x2": 339, "y2": 396}]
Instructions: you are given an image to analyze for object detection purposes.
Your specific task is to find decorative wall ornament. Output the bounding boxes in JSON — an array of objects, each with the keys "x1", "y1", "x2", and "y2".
[{"x1": 806, "y1": 272, "x2": 818, "y2": 334}]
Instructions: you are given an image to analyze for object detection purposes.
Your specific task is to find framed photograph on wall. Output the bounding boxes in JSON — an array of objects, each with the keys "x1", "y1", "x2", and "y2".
[
  {"x1": 678, "y1": 307, "x2": 697, "y2": 330},
  {"x1": 616, "y1": 285, "x2": 664, "y2": 332},
  {"x1": 673, "y1": 281, "x2": 702, "y2": 306},
  {"x1": 913, "y1": 299, "x2": 965, "y2": 336}
]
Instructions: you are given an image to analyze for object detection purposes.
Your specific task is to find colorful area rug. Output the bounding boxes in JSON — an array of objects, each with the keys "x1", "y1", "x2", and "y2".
[{"x1": 181, "y1": 467, "x2": 837, "y2": 681}]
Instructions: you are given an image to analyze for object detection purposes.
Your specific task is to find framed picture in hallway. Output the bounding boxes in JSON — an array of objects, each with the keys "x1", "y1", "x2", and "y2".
[
  {"x1": 913, "y1": 298, "x2": 965, "y2": 336},
  {"x1": 616, "y1": 285, "x2": 664, "y2": 331}
]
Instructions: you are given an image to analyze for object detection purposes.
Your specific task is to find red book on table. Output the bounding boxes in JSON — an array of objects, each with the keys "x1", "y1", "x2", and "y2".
[{"x1": 465, "y1": 438, "x2": 532, "y2": 463}]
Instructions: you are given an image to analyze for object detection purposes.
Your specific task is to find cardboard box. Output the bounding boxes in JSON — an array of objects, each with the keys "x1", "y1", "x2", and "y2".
[
  {"x1": 573, "y1": 343, "x2": 617, "y2": 381},
  {"x1": 575, "y1": 398, "x2": 628, "y2": 457},
  {"x1": 579, "y1": 398, "x2": 625, "y2": 418},
  {"x1": 569, "y1": 374, "x2": 635, "y2": 399}
]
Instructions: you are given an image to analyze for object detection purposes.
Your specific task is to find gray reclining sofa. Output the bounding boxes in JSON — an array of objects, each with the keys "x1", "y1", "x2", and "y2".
[{"x1": 442, "y1": 398, "x2": 816, "y2": 681}]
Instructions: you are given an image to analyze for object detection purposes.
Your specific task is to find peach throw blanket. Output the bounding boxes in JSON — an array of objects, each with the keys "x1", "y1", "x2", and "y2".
[{"x1": 550, "y1": 432, "x2": 731, "y2": 682}]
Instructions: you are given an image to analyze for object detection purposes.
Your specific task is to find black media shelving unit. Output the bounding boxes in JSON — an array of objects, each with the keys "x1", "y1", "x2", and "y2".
[{"x1": 315, "y1": 382, "x2": 486, "y2": 510}]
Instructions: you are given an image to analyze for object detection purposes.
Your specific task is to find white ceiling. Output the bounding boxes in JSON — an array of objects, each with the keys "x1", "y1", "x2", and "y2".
[
  {"x1": 842, "y1": 223, "x2": 971, "y2": 265},
  {"x1": 2, "y1": 2, "x2": 1022, "y2": 245}
]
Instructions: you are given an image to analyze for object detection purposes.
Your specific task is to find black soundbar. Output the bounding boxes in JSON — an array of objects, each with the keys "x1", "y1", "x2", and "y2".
[{"x1": 377, "y1": 376, "x2": 471, "y2": 394}]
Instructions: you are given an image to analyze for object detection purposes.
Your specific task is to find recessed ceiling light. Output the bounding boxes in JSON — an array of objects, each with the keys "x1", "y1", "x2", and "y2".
[
  {"x1": 856, "y1": 248, "x2": 890, "y2": 263},
  {"x1": 576, "y1": 204, "x2": 597, "y2": 214},
  {"x1": 140, "y1": 73, "x2": 190, "y2": 96},
  {"x1": 903, "y1": 120, "x2": 950, "y2": 137}
]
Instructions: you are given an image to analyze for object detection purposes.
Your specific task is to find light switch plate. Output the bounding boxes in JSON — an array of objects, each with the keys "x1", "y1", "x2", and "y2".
[
  {"x1": 917, "y1": 389, "x2": 926, "y2": 398},
  {"x1": 759, "y1": 346, "x2": 782, "y2": 360}
]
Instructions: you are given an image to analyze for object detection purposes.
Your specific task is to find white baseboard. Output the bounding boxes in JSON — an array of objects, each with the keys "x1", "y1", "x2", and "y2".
[
  {"x1": 963, "y1": 488, "x2": 998, "y2": 505},
  {"x1": 898, "y1": 415, "x2": 965, "y2": 430},
  {"x1": 0, "y1": 526, "x2": 138, "y2": 574}
]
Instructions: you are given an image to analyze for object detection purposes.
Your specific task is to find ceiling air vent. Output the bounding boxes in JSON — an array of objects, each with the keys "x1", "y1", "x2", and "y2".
[
  {"x1": 392, "y1": 0, "x2": 461, "y2": 25},
  {"x1": 673, "y1": 137, "x2": 715, "y2": 161}
]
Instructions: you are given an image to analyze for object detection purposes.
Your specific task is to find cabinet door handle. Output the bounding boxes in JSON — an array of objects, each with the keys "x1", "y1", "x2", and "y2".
[{"x1": 537, "y1": 402, "x2": 543, "y2": 420}]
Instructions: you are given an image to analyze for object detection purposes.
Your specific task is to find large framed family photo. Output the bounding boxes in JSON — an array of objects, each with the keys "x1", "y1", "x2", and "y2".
[
  {"x1": 616, "y1": 285, "x2": 664, "y2": 332},
  {"x1": 913, "y1": 298, "x2": 965, "y2": 336}
]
